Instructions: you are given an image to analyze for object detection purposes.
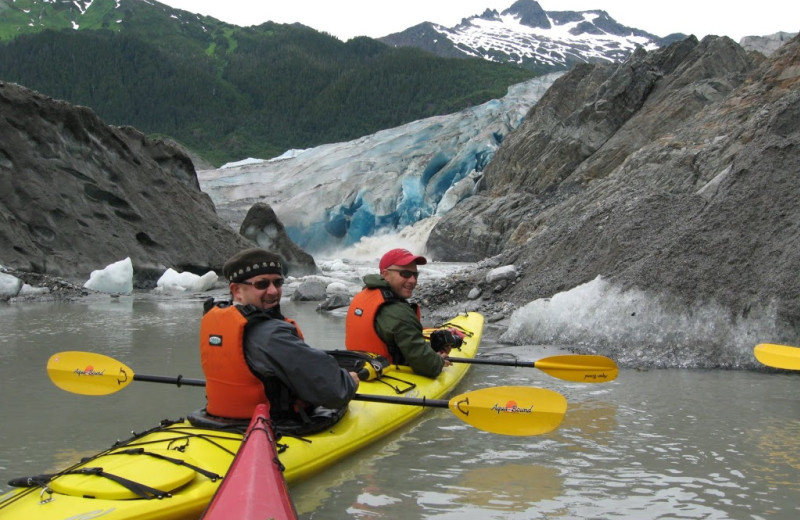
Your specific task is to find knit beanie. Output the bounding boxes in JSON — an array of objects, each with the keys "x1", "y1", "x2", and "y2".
[{"x1": 223, "y1": 248, "x2": 284, "y2": 282}]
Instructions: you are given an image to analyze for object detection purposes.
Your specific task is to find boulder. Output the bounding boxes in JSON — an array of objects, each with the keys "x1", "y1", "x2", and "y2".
[{"x1": 239, "y1": 202, "x2": 319, "y2": 276}]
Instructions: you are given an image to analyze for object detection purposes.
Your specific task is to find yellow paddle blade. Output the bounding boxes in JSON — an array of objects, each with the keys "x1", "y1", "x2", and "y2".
[
  {"x1": 754, "y1": 344, "x2": 800, "y2": 370},
  {"x1": 448, "y1": 386, "x2": 567, "y2": 436},
  {"x1": 47, "y1": 351, "x2": 136, "y2": 395},
  {"x1": 535, "y1": 355, "x2": 619, "y2": 383}
]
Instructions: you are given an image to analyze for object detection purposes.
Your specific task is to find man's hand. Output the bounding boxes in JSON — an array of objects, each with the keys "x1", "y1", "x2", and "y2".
[
  {"x1": 356, "y1": 359, "x2": 383, "y2": 381},
  {"x1": 429, "y1": 329, "x2": 464, "y2": 352}
]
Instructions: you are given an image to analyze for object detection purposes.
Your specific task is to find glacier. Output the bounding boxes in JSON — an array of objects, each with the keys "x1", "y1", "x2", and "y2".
[{"x1": 197, "y1": 73, "x2": 561, "y2": 255}]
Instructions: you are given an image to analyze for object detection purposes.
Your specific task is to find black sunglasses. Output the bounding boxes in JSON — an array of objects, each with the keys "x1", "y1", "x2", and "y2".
[
  {"x1": 238, "y1": 278, "x2": 284, "y2": 290},
  {"x1": 385, "y1": 269, "x2": 420, "y2": 279}
]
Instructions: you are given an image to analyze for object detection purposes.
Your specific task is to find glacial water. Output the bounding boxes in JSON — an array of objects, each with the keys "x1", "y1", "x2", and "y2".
[{"x1": 0, "y1": 287, "x2": 798, "y2": 519}]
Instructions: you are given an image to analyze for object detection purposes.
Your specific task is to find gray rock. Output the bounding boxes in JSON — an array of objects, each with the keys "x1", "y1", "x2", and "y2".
[
  {"x1": 485, "y1": 265, "x2": 518, "y2": 283},
  {"x1": 740, "y1": 32, "x2": 798, "y2": 57},
  {"x1": 239, "y1": 202, "x2": 319, "y2": 277},
  {"x1": 290, "y1": 278, "x2": 328, "y2": 301},
  {"x1": 0, "y1": 81, "x2": 253, "y2": 286},
  {"x1": 317, "y1": 293, "x2": 351, "y2": 311}
]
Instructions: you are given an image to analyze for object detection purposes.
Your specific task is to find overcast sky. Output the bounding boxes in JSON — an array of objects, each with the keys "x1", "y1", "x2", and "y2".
[{"x1": 157, "y1": 1, "x2": 797, "y2": 42}]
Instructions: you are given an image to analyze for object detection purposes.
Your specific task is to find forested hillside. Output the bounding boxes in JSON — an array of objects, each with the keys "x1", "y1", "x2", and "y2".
[{"x1": 0, "y1": 0, "x2": 534, "y2": 165}]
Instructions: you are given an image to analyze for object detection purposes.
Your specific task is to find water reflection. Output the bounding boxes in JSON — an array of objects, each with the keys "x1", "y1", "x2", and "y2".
[
  {"x1": 454, "y1": 463, "x2": 563, "y2": 510},
  {"x1": 294, "y1": 414, "x2": 444, "y2": 518},
  {"x1": 753, "y1": 418, "x2": 800, "y2": 492}
]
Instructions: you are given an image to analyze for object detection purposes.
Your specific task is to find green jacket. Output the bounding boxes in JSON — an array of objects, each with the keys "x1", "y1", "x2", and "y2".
[{"x1": 362, "y1": 274, "x2": 444, "y2": 378}]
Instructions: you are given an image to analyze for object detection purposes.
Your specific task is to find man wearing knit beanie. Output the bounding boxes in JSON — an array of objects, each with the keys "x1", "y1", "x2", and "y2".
[{"x1": 200, "y1": 248, "x2": 359, "y2": 429}]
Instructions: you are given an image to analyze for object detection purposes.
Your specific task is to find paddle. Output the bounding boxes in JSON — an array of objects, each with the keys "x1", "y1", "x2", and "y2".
[
  {"x1": 446, "y1": 354, "x2": 618, "y2": 383},
  {"x1": 47, "y1": 351, "x2": 566, "y2": 436},
  {"x1": 754, "y1": 343, "x2": 800, "y2": 370}
]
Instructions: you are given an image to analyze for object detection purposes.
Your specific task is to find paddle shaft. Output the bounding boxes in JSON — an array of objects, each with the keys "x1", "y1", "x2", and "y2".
[
  {"x1": 127, "y1": 375, "x2": 563, "y2": 435},
  {"x1": 142, "y1": 360, "x2": 580, "y2": 377},
  {"x1": 353, "y1": 392, "x2": 448, "y2": 408},
  {"x1": 445, "y1": 354, "x2": 619, "y2": 383},
  {"x1": 447, "y1": 357, "x2": 538, "y2": 368},
  {"x1": 133, "y1": 374, "x2": 451, "y2": 408},
  {"x1": 139, "y1": 355, "x2": 618, "y2": 386},
  {"x1": 135, "y1": 374, "x2": 206, "y2": 387}
]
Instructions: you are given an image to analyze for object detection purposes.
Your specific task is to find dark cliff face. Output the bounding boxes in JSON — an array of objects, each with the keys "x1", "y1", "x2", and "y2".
[
  {"x1": 428, "y1": 34, "x2": 800, "y2": 325},
  {"x1": 0, "y1": 81, "x2": 253, "y2": 285}
]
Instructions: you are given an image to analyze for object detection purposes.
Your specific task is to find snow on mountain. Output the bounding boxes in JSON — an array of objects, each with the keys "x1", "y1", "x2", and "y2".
[
  {"x1": 197, "y1": 73, "x2": 561, "y2": 254},
  {"x1": 444, "y1": 9, "x2": 657, "y2": 65},
  {"x1": 380, "y1": 0, "x2": 674, "y2": 70}
]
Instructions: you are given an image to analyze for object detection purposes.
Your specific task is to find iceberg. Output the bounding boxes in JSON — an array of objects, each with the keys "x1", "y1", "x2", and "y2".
[
  {"x1": 155, "y1": 268, "x2": 219, "y2": 293},
  {"x1": 0, "y1": 272, "x2": 23, "y2": 298},
  {"x1": 83, "y1": 257, "x2": 134, "y2": 295}
]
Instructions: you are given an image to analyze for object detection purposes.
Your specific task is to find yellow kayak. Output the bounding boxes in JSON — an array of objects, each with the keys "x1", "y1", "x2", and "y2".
[
  {"x1": 282, "y1": 311, "x2": 483, "y2": 484},
  {"x1": 0, "y1": 312, "x2": 484, "y2": 519}
]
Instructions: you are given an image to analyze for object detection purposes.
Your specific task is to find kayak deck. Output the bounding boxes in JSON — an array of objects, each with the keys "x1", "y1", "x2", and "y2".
[{"x1": 0, "y1": 420, "x2": 243, "y2": 520}]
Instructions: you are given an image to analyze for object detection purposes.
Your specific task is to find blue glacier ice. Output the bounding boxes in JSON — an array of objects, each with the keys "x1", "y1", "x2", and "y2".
[{"x1": 198, "y1": 74, "x2": 561, "y2": 253}]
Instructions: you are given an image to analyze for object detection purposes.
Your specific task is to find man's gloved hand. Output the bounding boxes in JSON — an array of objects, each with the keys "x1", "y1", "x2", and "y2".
[
  {"x1": 429, "y1": 328, "x2": 464, "y2": 353},
  {"x1": 356, "y1": 359, "x2": 383, "y2": 381}
]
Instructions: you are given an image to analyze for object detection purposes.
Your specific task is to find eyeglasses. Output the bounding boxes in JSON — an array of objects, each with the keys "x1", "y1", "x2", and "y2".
[
  {"x1": 385, "y1": 269, "x2": 420, "y2": 279},
  {"x1": 238, "y1": 278, "x2": 284, "y2": 290}
]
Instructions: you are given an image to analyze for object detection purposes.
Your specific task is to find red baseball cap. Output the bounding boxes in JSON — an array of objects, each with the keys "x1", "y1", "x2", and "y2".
[{"x1": 379, "y1": 248, "x2": 428, "y2": 270}]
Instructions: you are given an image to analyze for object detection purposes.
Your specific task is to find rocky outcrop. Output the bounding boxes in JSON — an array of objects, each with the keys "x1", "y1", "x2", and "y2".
[
  {"x1": 428, "y1": 34, "x2": 800, "y2": 327},
  {"x1": 0, "y1": 81, "x2": 253, "y2": 286},
  {"x1": 740, "y1": 32, "x2": 798, "y2": 57},
  {"x1": 239, "y1": 202, "x2": 319, "y2": 276}
]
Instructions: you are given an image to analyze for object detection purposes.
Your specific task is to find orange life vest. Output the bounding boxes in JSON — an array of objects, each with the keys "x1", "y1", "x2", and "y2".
[
  {"x1": 345, "y1": 287, "x2": 420, "y2": 364},
  {"x1": 200, "y1": 303, "x2": 305, "y2": 419}
]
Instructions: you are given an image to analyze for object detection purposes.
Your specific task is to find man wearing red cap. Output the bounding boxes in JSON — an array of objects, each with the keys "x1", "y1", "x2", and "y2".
[{"x1": 345, "y1": 248, "x2": 452, "y2": 378}]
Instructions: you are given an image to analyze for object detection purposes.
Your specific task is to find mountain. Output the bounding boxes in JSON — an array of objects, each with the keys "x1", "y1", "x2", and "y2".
[
  {"x1": 380, "y1": 0, "x2": 686, "y2": 72},
  {"x1": 0, "y1": 0, "x2": 534, "y2": 166}
]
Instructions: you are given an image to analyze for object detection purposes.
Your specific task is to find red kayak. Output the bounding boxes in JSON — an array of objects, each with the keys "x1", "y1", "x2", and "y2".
[{"x1": 201, "y1": 403, "x2": 298, "y2": 520}]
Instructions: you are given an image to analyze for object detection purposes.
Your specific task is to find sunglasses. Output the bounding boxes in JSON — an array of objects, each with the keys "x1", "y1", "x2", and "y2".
[
  {"x1": 385, "y1": 269, "x2": 420, "y2": 279},
  {"x1": 238, "y1": 278, "x2": 284, "y2": 290}
]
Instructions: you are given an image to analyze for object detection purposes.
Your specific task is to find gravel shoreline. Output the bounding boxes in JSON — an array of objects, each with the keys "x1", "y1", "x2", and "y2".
[{"x1": 1, "y1": 267, "x2": 90, "y2": 302}]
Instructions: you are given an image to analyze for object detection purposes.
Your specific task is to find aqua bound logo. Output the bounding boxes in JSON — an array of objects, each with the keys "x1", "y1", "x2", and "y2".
[
  {"x1": 492, "y1": 401, "x2": 534, "y2": 414},
  {"x1": 74, "y1": 365, "x2": 106, "y2": 377}
]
